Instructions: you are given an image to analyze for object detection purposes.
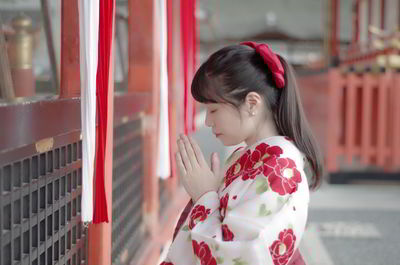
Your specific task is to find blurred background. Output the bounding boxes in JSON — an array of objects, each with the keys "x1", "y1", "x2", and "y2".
[{"x1": 0, "y1": 0, "x2": 399, "y2": 265}]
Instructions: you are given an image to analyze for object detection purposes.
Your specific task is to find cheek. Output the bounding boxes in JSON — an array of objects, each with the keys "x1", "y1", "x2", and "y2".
[
  {"x1": 219, "y1": 114, "x2": 246, "y2": 140},
  {"x1": 219, "y1": 113, "x2": 240, "y2": 131}
]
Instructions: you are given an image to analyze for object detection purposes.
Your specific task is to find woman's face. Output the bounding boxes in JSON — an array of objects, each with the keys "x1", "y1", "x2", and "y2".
[{"x1": 204, "y1": 102, "x2": 252, "y2": 146}]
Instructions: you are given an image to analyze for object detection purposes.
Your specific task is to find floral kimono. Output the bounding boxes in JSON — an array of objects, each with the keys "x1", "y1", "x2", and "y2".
[{"x1": 161, "y1": 136, "x2": 310, "y2": 265}]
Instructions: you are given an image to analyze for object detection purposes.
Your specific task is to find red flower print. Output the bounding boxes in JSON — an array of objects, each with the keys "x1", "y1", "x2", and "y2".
[
  {"x1": 224, "y1": 150, "x2": 251, "y2": 189},
  {"x1": 192, "y1": 240, "x2": 217, "y2": 265},
  {"x1": 269, "y1": 228, "x2": 296, "y2": 265},
  {"x1": 189, "y1": 205, "x2": 211, "y2": 230},
  {"x1": 242, "y1": 143, "x2": 283, "y2": 181},
  {"x1": 219, "y1": 193, "x2": 229, "y2": 221},
  {"x1": 160, "y1": 262, "x2": 174, "y2": 265},
  {"x1": 222, "y1": 224, "x2": 234, "y2": 241},
  {"x1": 265, "y1": 157, "x2": 302, "y2": 195}
]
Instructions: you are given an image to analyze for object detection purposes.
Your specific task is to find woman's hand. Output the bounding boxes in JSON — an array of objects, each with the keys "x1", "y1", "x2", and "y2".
[{"x1": 176, "y1": 134, "x2": 221, "y2": 203}]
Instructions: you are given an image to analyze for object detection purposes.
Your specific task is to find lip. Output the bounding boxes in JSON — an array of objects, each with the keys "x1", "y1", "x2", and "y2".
[{"x1": 215, "y1": 133, "x2": 222, "y2": 137}]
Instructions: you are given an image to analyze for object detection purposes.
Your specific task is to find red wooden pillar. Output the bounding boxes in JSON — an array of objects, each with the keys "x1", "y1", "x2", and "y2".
[
  {"x1": 345, "y1": 73, "x2": 359, "y2": 164},
  {"x1": 61, "y1": 1, "x2": 114, "y2": 264},
  {"x1": 361, "y1": 73, "x2": 375, "y2": 165},
  {"x1": 166, "y1": 0, "x2": 180, "y2": 195},
  {"x1": 376, "y1": 72, "x2": 389, "y2": 167},
  {"x1": 330, "y1": 0, "x2": 340, "y2": 59},
  {"x1": 398, "y1": 0, "x2": 400, "y2": 30},
  {"x1": 392, "y1": 72, "x2": 400, "y2": 169},
  {"x1": 60, "y1": 0, "x2": 80, "y2": 98},
  {"x1": 128, "y1": 1, "x2": 160, "y2": 264},
  {"x1": 327, "y1": 69, "x2": 342, "y2": 172},
  {"x1": 380, "y1": 0, "x2": 385, "y2": 29},
  {"x1": 352, "y1": 0, "x2": 360, "y2": 44},
  {"x1": 367, "y1": 0, "x2": 372, "y2": 41}
]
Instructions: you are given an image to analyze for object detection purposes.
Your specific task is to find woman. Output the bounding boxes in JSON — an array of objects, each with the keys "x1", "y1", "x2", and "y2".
[{"x1": 161, "y1": 42, "x2": 323, "y2": 265}]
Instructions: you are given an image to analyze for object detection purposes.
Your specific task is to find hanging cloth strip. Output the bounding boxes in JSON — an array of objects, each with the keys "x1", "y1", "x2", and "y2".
[
  {"x1": 78, "y1": 0, "x2": 99, "y2": 223},
  {"x1": 93, "y1": 0, "x2": 115, "y2": 223}
]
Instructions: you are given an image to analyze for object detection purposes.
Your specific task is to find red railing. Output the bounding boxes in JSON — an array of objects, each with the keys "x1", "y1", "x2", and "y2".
[{"x1": 326, "y1": 69, "x2": 400, "y2": 172}]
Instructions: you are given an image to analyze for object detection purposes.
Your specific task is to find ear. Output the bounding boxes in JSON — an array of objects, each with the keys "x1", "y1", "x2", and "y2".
[{"x1": 244, "y1": 92, "x2": 262, "y2": 115}]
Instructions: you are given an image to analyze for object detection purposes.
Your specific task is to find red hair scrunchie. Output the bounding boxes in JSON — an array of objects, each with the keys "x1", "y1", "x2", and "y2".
[{"x1": 240, "y1": 41, "x2": 285, "y2": 88}]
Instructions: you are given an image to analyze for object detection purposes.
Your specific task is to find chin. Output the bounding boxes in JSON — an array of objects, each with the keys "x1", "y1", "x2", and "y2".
[{"x1": 219, "y1": 136, "x2": 242, "y2": 146}]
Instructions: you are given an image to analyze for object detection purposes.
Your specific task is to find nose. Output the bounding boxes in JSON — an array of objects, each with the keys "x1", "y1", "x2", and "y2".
[{"x1": 204, "y1": 111, "x2": 212, "y2": 128}]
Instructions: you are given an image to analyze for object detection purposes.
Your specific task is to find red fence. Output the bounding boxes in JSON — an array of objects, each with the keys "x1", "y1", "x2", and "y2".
[
  {"x1": 326, "y1": 69, "x2": 400, "y2": 172},
  {"x1": 298, "y1": 69, "x2": 400, "y2": 174}
]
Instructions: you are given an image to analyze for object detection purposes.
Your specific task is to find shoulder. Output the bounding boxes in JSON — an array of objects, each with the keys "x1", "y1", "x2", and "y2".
[
  {"x1": 220, "y1": 136, "x2": 309, "y2": 196},
  {"x1": 256, "y1": 136, "x2": 310, "y2": 194},
  {"x1": 249, "y1": 136, "x2": 308, "y2": 183}
]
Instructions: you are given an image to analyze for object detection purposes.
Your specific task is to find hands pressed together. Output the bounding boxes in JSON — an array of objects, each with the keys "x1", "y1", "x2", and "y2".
[{"x1": 176, "y1": 134, "x2": 221, "y2": 203}]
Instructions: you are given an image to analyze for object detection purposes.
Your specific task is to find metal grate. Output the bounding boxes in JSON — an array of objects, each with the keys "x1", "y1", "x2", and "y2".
[
  {"x1": 112, "y1": 118, "x2": 145, "y2": 265},
  {"x1": 0, "y1": 132, "x2": 87, "y2": 265}
]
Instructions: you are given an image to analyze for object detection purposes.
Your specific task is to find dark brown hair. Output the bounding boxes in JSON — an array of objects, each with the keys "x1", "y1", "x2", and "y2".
[{"x1": 191, "y1": 44, "x2": 323, "y2": 189}]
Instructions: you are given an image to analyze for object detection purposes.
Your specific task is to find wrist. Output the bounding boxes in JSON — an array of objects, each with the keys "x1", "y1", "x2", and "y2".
[{"x1": 194, "y1": 190, "x2": 217, "y2": 204}]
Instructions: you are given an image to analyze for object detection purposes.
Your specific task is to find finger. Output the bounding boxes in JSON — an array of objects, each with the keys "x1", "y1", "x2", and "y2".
[
  {"x1": 188, "y1": 136, "x2": 207, "y2": 166},
  {"x1": 181, "y1": 134, "x2": 199, "y2": 168},
  {"x1": 177, "y1": 137, "x2": 192, "y2": 171},
  {"x1": 176, "y1": 153, "x2": 192, "y2": 197},
  {"x1": 176, "y1": 152, "x2": 187, "y2": 176},
  {"x1": 211, "y1": 152, "x2": 220, "y2": 176}
]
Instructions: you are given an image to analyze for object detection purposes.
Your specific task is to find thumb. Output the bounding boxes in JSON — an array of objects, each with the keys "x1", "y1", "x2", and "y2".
[{"x1": 210, "y1": 152, "x2": 220, "y2": 176}]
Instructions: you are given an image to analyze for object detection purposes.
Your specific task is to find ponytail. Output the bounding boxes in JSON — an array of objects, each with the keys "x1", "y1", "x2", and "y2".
[{"x1": 275, "y1": 56, "x2": 324, "y2": 189}]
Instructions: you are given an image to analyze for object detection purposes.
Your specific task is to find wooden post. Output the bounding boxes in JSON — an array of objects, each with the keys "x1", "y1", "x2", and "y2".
[
  {"x1": 368, "y1": 0, "x2": 372, "y2": 41},
  {"x1": 0, "y1": 13, "x2": 15, "y2": 99},
  {"x1": 376, "y1": 71, "x2": 389, "y2": 167},
  {"x1": 391, "y1": 72, "x2": 400, "y2": 170},
  {"x1": 352, "y1": 0, "x2": 360, "y2": 44},
  {"x1": 40, "y1": 0, "x2": 60, "y2": 94},
  {"x1": 345, "y1": 73, "x2": 358, "y2": 164},
  {"x1": 380, "y1": 0, "x2": 385, "y2": 30},
  {"x1": 327, "y1": 69, "x2": 342, "y2": 172},
  {"x1": 330, "y1": 0, "x2": 340, "y2": 61},
  {"x1": 60, "y1": 0, "x2": 80, "y2": 98},
  {"x1": 398, "y1": 0, "x2": 400, "y2": 30},
  {"x1": 166, "y1": 0, "x2": 180, "y2": 195},
  {"x1": 128, "y1": 2, "x2": 160, "y2": 264},
  {"x1": 361, "y1": 73, "x2": 375, "y2": 165}
]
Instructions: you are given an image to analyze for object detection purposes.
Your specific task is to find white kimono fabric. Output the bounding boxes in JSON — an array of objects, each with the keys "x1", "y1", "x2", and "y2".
[{"x1": 161, "y1": 136, "x2": 310, "y2": 265}]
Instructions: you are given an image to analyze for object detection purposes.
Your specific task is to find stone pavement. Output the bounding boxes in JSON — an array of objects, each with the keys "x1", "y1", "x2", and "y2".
[{"x1": 300, "y1": 182, "x2": 400, "y2": 265}]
